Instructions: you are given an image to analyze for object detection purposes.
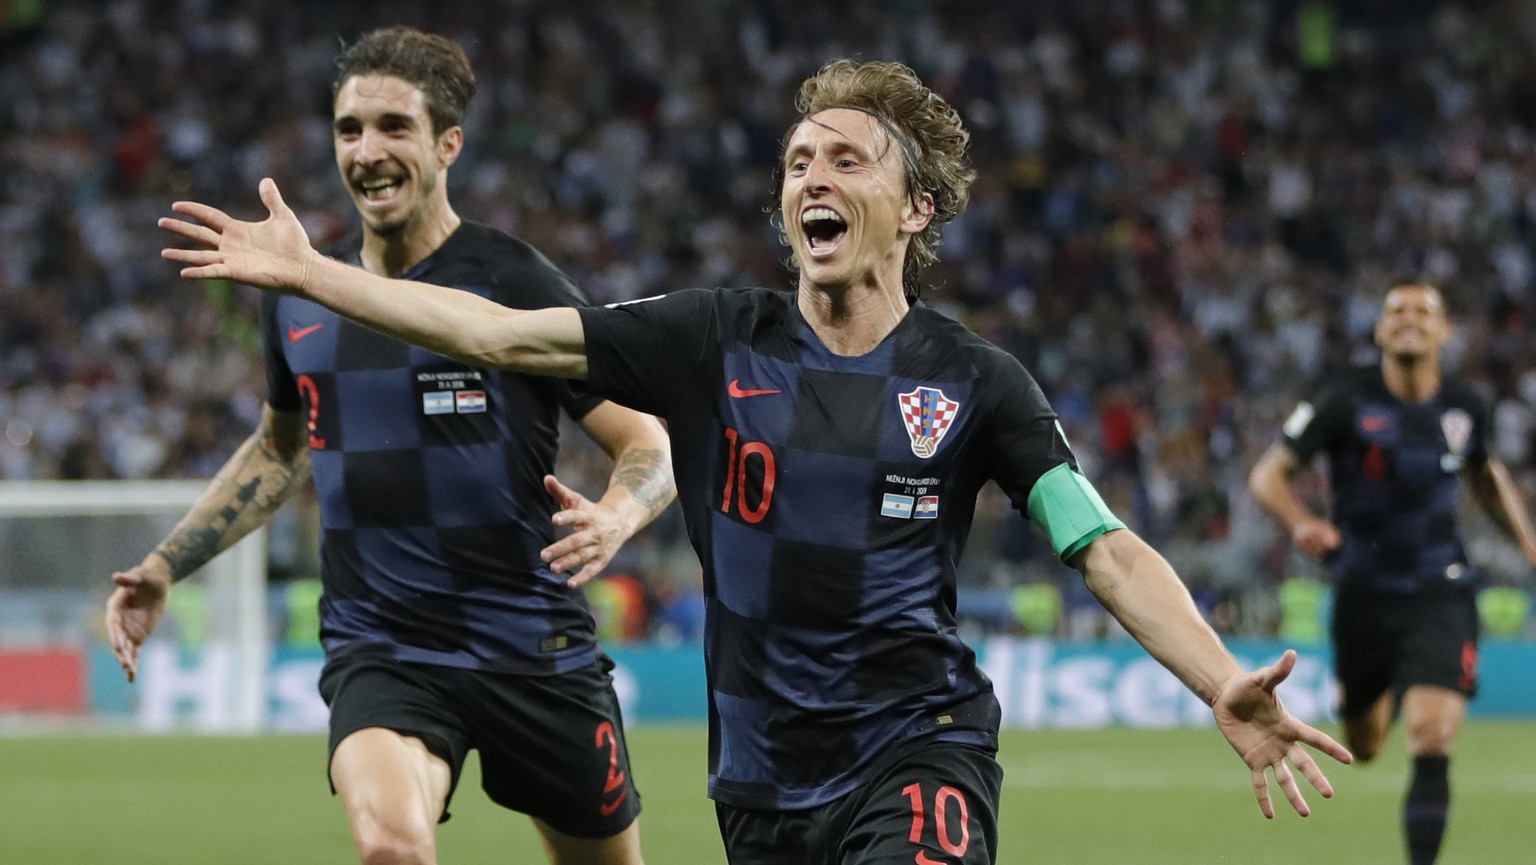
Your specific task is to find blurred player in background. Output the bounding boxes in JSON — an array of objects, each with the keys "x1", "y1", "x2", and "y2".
[
  {"x1": 1250, "y1": 281, "x2": 1536, "y2": 865},
  {"x1": 107, "y1": 26, "x2": 673, "y2": 865},
  {"x1": 159, "y1": 58, "x2": 1350, "y2": 864}
]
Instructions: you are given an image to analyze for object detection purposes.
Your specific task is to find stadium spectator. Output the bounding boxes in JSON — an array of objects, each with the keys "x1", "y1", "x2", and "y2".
[
  {"x1": 161, "y1": 56, "x2": 1352, "y2": 863},
  {"x1": 1248, "y1": 281, "x2": 1536, "y2": 865},
  {"x1": 105, "y1": 25, "x2": 674, "y2": 865},
  {"x1": 4, "y1": 0, "x2": 1536, "y2": 634}
]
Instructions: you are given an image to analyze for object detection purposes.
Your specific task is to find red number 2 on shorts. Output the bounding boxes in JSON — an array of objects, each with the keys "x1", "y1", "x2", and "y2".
[
  {"x1": 902, "y1": 782, "x2": 971, "y2": 863},
  {"x1": 595, "y1": 721, "x2": 629, "y2": 816}
]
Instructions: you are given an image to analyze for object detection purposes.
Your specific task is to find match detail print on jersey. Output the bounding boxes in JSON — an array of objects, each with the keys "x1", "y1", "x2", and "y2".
[
  {"x1": 417, "y1": 369, "x2": 489, "y2": 415},
  {"x1": 898, "y1": 386, "x2": 960, "y2": 458}
]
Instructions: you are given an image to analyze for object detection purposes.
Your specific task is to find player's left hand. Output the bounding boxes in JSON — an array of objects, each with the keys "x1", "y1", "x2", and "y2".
[
  {"x1": 1211, "y1": 649, "x2": 1354, "y2": 818},
  {"x1": 541, "y1": 474, "x2": 627, "y2": 588}
]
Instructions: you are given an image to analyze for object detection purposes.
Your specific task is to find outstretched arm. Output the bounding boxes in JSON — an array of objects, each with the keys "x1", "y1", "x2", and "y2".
[
  {"x1": 1466, "y1": 457, "x2": 1536, "y2": 568},
  {"x1": 541, "y1": 403, "x2": 676, "y2": 588},
  {"x1": 160, "y1": 178, "x2": 588, "y2": 377},
  {"x1": 105, "y1": 405, "x2": 311, "y2": 682},
  {"x1": 1075, "y1": 529, "x2": 1352, "y2": 818},
  {"x1": 1248, "y1": 443, "x2": 1341, "y2": 560}
]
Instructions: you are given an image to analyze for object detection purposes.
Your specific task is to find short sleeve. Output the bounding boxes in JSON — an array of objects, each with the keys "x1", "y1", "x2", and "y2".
[
  {"x1": 260, "y1": 294, "x2": 301, "y2": 412},
  {"x1": 578, "y1": 290, "x2": 720, "y2": 418},
  {"x1": 977, "y1": 348, "x2": 1080, "y2": 510},
  {"x1": 1280, "y1": 379, "x2": 1351, "y2": 462}
]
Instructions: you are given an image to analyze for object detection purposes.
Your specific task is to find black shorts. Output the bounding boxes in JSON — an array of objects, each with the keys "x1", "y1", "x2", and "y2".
[
  {"x1": 1331, "y1": 585, "x2": 1480, "y2": 718},
  {"x1": 715, "y1": 738, "x2": 1003, "y2": 865},
  {"x1": 318, "y1": 650, "x2": 641, "y2": 838}
]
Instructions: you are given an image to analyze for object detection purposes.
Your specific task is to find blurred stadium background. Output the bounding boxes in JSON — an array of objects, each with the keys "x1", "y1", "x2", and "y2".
[{"x1": 2, "y1": 0, "x2": 1535, "y2": 862}]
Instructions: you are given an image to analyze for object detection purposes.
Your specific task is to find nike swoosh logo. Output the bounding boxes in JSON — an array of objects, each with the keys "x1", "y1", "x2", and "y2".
[
  {"x1": 728, "y1": 379, "x2": 781, "y2": 398},
  {"x1": 287, "y1": 323, "x2": 325, "y2": 343},
  {"x1": 599, "y1": 788, "x2": 628, "y2": 816}
]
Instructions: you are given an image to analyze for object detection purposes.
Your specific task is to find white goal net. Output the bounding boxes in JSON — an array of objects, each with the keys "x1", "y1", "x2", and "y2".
[{"x1": 0, "y1": 481, "x2": 270, "y2": 733}]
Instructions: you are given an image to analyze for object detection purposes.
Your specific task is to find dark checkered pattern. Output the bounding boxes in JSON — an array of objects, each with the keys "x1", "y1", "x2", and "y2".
[
  {"x1": 580, "y1": 288, "x2": 1079, "y2": 809},
  {"x1": 263, "y1": 223, "x2": 605, "y2": 674},
  {"x1": 1284, "y1": 365, "x2": 1491, "y2": 594}
]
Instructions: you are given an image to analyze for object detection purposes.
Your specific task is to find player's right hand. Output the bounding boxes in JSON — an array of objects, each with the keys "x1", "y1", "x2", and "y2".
[
  {"x1": 1291, "y1": 518, "x2": 1342, "y2": 560},
  {"x1": 105, "y1": 556, "x2": 174, "y2": 683},
  {"x1": 159, "y1": 177, "x2": 320, "y2": 295}
]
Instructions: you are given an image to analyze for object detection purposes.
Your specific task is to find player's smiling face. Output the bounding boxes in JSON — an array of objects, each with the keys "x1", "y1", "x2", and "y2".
[
  {"x1": 1375, "y1": 284, "x2": 1450, "y2": 359},
  {"x1": 333, "y1": 74, "x2": 460, "y2": 237},
  {"x1": 780, "y1": 108, "x2": 932, "y2": 293}
]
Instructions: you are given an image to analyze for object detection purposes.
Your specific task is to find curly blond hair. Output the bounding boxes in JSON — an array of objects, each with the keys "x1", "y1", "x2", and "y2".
[{"x1": 774, "y1": 59, "x2": 975, "y2": 297}]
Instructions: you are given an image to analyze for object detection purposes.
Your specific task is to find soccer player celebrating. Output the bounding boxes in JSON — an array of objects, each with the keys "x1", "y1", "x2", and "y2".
[
  {"x1": 160, "y1": 58, "x2": 1350, "y2": 864},
  {"x1": 109, "y1": 27, "x2": 673, "y2": 865},
  {"x1": 1250, "y1": 281, "x2": 1536, "y2": 865}
]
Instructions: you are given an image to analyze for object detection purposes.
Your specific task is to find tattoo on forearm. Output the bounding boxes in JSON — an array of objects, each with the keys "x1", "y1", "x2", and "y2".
[
  {"x1": 611, "y1": 447, "x2": 675, "y2": 519},
  {"x1": 154, "y1": 417, "x2": 311, "y2": 582}
]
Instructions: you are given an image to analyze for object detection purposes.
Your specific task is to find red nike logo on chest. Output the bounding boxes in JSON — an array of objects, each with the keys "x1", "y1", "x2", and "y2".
[
  {"x1": 288, "y1": 323, "x2": 325, "y2": 342},
  {"x1": 728, "y1": 379, "x2": 781, "y2": 398}
]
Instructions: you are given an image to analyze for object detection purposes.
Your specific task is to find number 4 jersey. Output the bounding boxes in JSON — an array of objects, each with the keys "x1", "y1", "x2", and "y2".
[
  {"x1": 262, "y1": 223, "x2": 605, "y2": 674},
  {"x1": 579, "y1": 287, "x2": 1099, "y2": 810}
]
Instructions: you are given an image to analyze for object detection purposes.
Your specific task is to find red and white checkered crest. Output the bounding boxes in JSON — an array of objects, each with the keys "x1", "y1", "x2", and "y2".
[
  {"x1": 1440, "y1": 408, "x2": 1472, "y2": 456},
  {"x1": 898, "y1": 386, "x2": 960, "y2": 458}
]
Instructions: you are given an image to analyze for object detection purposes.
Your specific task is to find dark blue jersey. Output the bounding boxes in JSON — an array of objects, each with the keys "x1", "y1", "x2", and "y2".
[
  {"x1": 262, "y1": 223, "x2": 605, "y2": 674},
  {"x1": 1281, "y1": 365, "x2": 1491, "y2": 594},
  {"x1": 579, "y1": 288, "x2": 1081, "y2": 810}
]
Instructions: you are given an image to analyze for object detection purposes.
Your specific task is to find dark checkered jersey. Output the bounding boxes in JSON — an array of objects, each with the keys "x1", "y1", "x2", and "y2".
[
  {"x1": 262, "y1": 223, "x2": 604, "y2": 673},
  {"x1": 579, "y1": 288, "x2": 1080, "y2": 809},
  {"x1": 1281, "y1": 365, "x2": 1491, "y2": 594}
]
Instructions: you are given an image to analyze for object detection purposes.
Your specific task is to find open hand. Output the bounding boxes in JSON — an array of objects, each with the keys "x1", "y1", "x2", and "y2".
[
  {"x1": 104, "y1": 557, "x2": 174, "y2": 683},
  {"x1": 159, "y1": 177, "x2": 320, "y2": 293},
  {"x1": 1212, "y1": 649, "x2": 1353, "y2": 818},
  {"x1": 540, "y1": 475, "x2": 629, "y2": 588}
]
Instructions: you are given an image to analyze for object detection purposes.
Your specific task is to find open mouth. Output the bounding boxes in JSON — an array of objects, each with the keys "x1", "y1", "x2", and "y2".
[
  {"x1": 802, "y1": 207, "x2": 847, "y2": 255},
  {"x1": 358, "y1": 176, "x2": 404, "y2": 204}
]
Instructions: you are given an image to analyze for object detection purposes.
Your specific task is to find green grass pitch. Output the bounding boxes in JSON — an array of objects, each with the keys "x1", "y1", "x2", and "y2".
[{"x1": 3, "y1": 722, "x2": 1532, "y2": 863}]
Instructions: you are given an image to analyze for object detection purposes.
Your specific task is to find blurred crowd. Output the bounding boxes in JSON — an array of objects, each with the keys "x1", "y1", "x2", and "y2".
[{"x1": 4, "y1": 0, "x2": 1536, "y2": 640}]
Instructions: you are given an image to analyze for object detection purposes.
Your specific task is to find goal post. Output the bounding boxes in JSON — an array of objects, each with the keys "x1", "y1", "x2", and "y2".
[{"x1": 0, "y1": 480, "x2": 269, "y2": 732}]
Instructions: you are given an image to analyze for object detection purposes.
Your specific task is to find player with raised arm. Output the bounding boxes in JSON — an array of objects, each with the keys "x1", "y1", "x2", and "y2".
[
  {"x1": 1250, "y1": 282, "x2": 1536, "y2": 865},
  {"x1": 160, "y1": 58, "x2": 1350, "y2": 864},
  {"x1": 111, "y1": 26, "x2": 673, "y2": 865}
]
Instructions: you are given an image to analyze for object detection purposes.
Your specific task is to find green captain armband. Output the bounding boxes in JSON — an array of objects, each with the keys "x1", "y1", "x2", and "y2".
[{"x1": 1026, "y1": 463, "x2": 1126, "y2": 563}]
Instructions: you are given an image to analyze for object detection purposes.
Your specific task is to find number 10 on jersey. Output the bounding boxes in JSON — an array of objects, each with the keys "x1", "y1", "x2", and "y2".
[{"x1": 720, "y1": 427, "x2": 776, "y2": 524}]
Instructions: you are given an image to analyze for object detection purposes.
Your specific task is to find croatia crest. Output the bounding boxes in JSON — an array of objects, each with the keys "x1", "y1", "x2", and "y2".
[
  {"x1": 1440, "y1": 408, "x2": 1472, "y2": 456},
  {"x1": 898, "y1": 386, "x2": 960, "y2": 459}
]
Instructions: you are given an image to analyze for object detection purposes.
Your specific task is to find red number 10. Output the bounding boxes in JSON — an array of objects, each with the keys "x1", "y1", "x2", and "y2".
[
  {"x1": 720, "y1": 427, "x2": 776, "y2": 524},
  {"x1": 902, "y1": 782, "x2": 971, "y2": 862}
]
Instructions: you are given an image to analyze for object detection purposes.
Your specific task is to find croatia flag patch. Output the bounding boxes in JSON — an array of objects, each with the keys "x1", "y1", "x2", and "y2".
[
  {"x1": 914, "y1": 496, "x2": 939, "y2": 519},
  {"x1": 898, "y1": 386, "x2": 960, "y2": 458},
  {"x1": 456, "y1": 390, "x2": 487, "y2": 413}
]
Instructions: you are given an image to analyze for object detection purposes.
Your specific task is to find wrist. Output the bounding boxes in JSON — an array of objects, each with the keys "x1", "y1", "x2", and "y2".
[
  {"x1": 147, "y1": 549, "x2": 184, "y2": 583},
  {"x1": 296, "y1": 248, "x2": 326, "y2": 298}
]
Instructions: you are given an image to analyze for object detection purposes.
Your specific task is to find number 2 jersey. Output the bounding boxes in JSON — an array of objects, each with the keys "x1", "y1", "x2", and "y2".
[
  {"x1": 262, "y1": 223, "x2": 604, "y2": 674},
  {"x1": 578, "y1": 287, "x2": 1090, "y2": 810},
  {"x1": 1280, "y1": 365, "x2": 1492, "y2": 594}
]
